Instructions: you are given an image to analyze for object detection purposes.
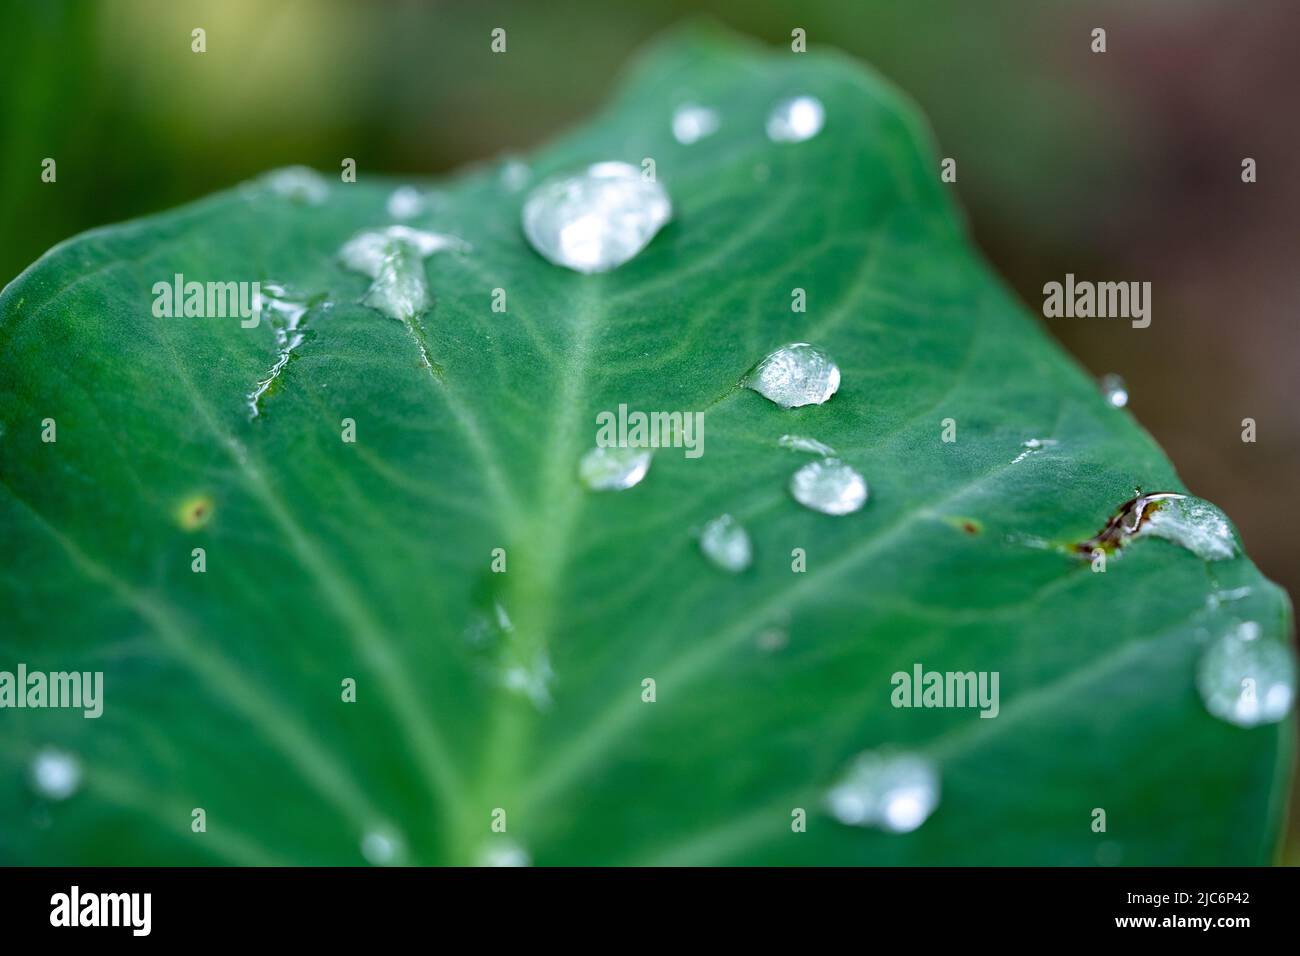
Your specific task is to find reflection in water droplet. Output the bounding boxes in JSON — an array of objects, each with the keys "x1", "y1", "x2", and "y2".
[
  {"x1": 1100, "y1": 373, "x2": 1128, "y2": 408},
  {"x1": 766, "y1": 95, "x2": 825, "y2": 143},
  {"x1": 360, "y1": 826, "x2": 407, "y2": 866},
  {"x1": 478, "y1": 839, "x2": 531, "y2": 867},
  {"x1": 521, "y1": 162, "x2": 672, "y2": 273},
  {"x1": 1139, "y1": 495, "x2": 1238, "y2": 561},
  {"x1": 746, "y1": 343, "x2": 840, "y2": 408},
  {"x1": 778, "y1": 434, "x2": 836, "y2": 456},
  {"x1": 579, "y1": 446, "x2": 652, "y2": 491},
  {"x1": 672, "y1": 103, "x2": 720, "y2": 144},
  {"x1": 1197, "y1": 621, "x2": 1295, "y2": 727},
  {"x1": 790, "y1": 458, "x2": 867, "y2": 515},
  {"x1": 699, "y1": 514, "x2": 752, "y2": 573},
  {"x1": 386, "y1": 185, "x2": 424, "y2": 220},
  {"x1": 263, "y1": 166, "x2": 329, "y2": 205},
  {"x1": 31, "y1": 748, "x2": 81, "y2": 801},
  {"x1": 826, "y1": 749, "x2": 939, "y2": 833}
]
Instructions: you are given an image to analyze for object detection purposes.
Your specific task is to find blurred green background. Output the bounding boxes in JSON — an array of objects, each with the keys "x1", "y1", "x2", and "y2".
[{"x1": 3, "y1": 0, "x2": 1296, "y2": 860}]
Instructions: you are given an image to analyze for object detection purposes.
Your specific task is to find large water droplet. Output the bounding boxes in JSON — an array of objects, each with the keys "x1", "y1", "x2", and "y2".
[
  {"x1": 778, "y1": 434, "x2": 836, "y2": 456},
  {"x1": 521, "y1": 161, "x2": 671, "y2": 274},
  {"x1": 1197, "y1": 621, "x2": 1295, "y2": 727},
  {"x1": 745, "y1": 343, "x2": 840, "y2": 408},
  {"x1": 360, "y1": 826, "x2": 407, "y2": 866},
  {"x1": 31, "y1": 748, "x2": 81, "y2": 801},
  {"x1": 1101, "y1": 373, "x2": 1128, "y2": 408},
  {"x1": 1139, "y1": 495, "x2": 1238, "y2": 561},
  {"x1": 672, "y1": 103, "x2": 720, "y2": 144},
  {"x1": 766, "y1": 95, "x2": 825, "y2": 143},
  {"x1": 263, "y1": 166, "x2": 329, "y2": 205},
  {"x1": 699, "y1": 514, "x2": 752, "y2": 573},
  {"x1": 339, "y1": 226, "x2": 467, "y2": 371},
  {"x1": 826, "y1": 749, "x2": 939, "y2": 833},
  {"x1": 790, "y1": 458, "x2": 867, "y2": 515},
  {"x1": 478, "y1": 839, "x2": 531, "y2": 867},
  {"x1": 579, "y1": 446, "x2": 652, "y2": 491}
]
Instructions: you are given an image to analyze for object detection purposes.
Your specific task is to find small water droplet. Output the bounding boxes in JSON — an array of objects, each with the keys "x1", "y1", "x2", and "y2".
[
  {"x1": 478, "y1": 838, "x2": 531, "y2": 867},
  {"x1": 1197, "y1": 621, "x2": 1295, "y2": 727},
  {"x1": 386, "y1": 185, "x2": 424, "y2": 220},
  {"x1": 755, "y1": 624, "x2": 789, "y2": 653},
  {"x1": 699, "y1": 514, "x2": 752, "y2": 573},
  {"x1": 826, "y1": 749, "x2": 939, "y2": 833},
  {"x1": 766, "y1": 95, "x2": 825, "y2": 143},
  {"x1": 579, "y1": 446, "x2": 652, "y2": 491},
  {"x1": 1207, "y1": 586, "x2": 1253, "y2": 610},
  {"x1": 672, "y1": 103, "x2": 720, "y2": 144},
  {"x1": 521, "y1": 161, "x2": 672, "y2": 274},
  {"x1": 1100, "y1": 373, "x2": 1128, "y2": 408},
  {"x1": 790, "y1": 458, "x2": 867, "y2": 515},
  {"x1": 31, "y1": 748, "x2": 81, "y2": 801},
  {"x1": 502, "y1": 649, "x2": 554, "y2": 710},
  {"x1": 1010, "y1": 437, "x2": 1058, "y2": 465},
  {"x1": 263, "y1": 166, "x2": 329, "y2": 205},
  {"x1": 499, "y1": 158, "x2": 532, "y2": 192},
  {"x1": 360, "y1": 826, "x2": 407, "y2": 866},
  {"x1": 778, "y1": 434, "x2": 836, "y2": 456},
  {"x1": 1138, "y1": 495, "x2": 1238, "y2": 561},
  {"x1": 745, "y1": 343, "x2": 840, "y2": 408}
]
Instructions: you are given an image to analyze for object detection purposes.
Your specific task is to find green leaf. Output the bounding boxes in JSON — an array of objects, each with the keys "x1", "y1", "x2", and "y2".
[{"x1": 0, "y1": 26, "x2": 1292, "y2": 866}]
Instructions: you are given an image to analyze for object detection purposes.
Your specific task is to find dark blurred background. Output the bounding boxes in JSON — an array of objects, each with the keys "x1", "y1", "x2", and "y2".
[{"x1": 3, "y1": 0, "x2": 1297, "y2": 859}]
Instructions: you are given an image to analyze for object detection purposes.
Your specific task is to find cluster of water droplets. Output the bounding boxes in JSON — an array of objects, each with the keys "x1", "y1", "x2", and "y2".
[
  {"x1": 463, "y1": 600, "x2": 554, "y2": 710},
  {"x1": 826, "y1": 749, "x2": 940, "y2": 833},
  {"x1": 1196, "y1": 621, "x2": 1296, "y2": 727}
]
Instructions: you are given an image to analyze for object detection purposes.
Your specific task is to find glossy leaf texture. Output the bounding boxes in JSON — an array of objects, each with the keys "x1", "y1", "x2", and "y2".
[{"x1": 0, "y1": 27, "x2": 1292, "y2": 865}]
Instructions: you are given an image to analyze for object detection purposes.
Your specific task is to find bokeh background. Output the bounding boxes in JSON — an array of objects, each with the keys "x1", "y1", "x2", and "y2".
[{"x1": 4, "y1": 0, "x2": 1297, "y2": 860}]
